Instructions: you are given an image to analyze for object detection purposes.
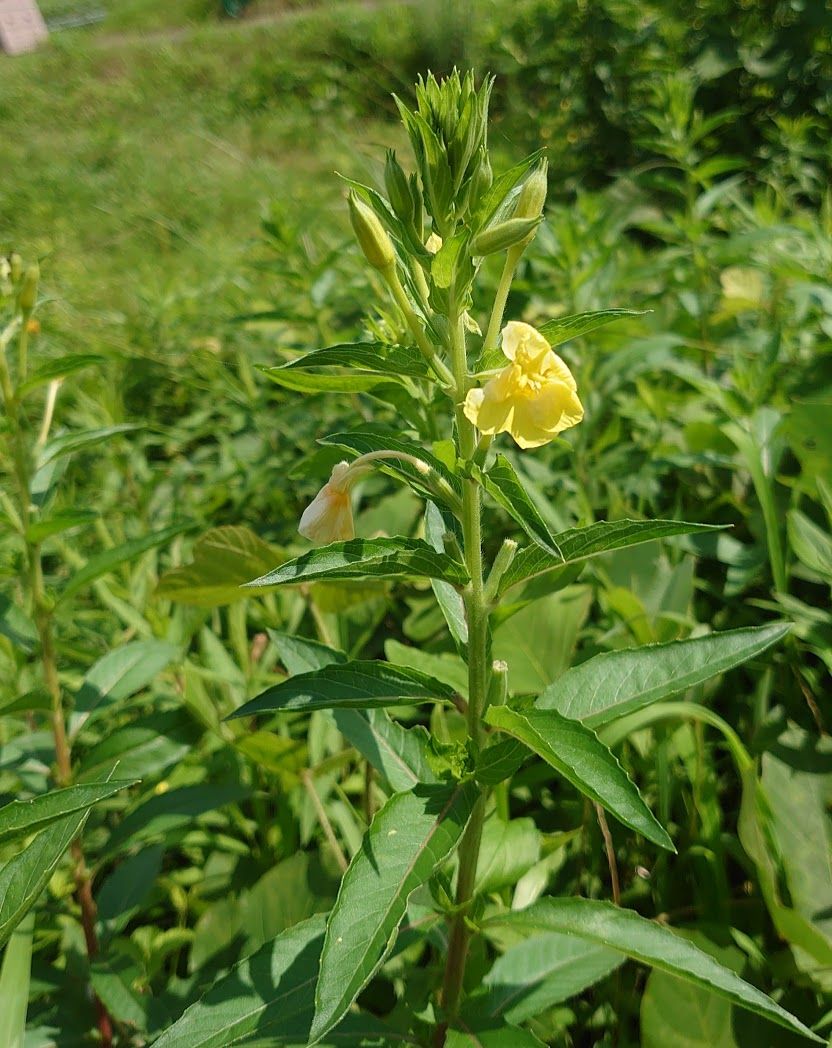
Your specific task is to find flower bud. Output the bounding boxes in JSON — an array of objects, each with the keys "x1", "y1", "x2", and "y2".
[
  {"x1": 298, "y1": 462, "x2": 355, "y2": 545},
  {"x1": 9, "y1": 253, "x2": 23, "y2": 283},
  {"x1": 514, "y1": 160, "x2": 549, "y2": 222},
  {"x1": 18, "y1": 263, "x2": 39, "y2": 313},
  {"x1": 348, "y1": 192, "x2": 395, "y2": 272},
  {"x1": 470, "y1": 216, "x2": 541, "y2": 256}
]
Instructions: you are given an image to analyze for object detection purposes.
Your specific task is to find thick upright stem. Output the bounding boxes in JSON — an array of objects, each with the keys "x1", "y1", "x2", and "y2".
[
  {"x1": 481, "y1": 248, "x2": 522, "y2": 359},
  {"x1": 437, "y1": 308, "x2": 491, "y2": 1034}
]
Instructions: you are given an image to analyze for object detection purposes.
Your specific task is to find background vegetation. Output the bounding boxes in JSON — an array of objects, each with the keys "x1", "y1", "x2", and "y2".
[{"x1": 1, "y1": 0, "x2": 830, "y2": 1044}]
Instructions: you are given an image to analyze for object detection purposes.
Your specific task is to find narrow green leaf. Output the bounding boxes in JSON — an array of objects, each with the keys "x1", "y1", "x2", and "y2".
[
  {"x1": 244, "y1": 537, "x2": 469, "y2": 588},
  {"x1": 485, "y1": 706, "x2": 673, "y2": 850},
  {"x1": 60, "y1": 521, "x2": 194, "y2": 602},
  {"x1": 157, "y1": 526, "x2": 278, "y2": 607},
  {"x1": 425, "y1": 502, "x2": 468, "y2": 649},
  {"x1": 37, "y1": 424, "x2": 140, "y2": 468},
  {"x1": 18, "y1": 353, "x2": 105, "y2": 394},
  {"x1": 476, "y1": 816, "x2": 540, "y2": 894},
  {"x1": 481, "y1": 932, "x2": 623, "y2": 1022},
  {"x1": 258, "y1": 365, "x2": 390, "y2": 393},
  {"x1": 25, "y1": 509, "x2": 98, "y2": 543},
  {"x1": 475, "y1": 738, "x2": 527, "y2": 786},
  {"x1": 310, "y1": 781, "x2": 479, "y2": 1043},
  {"x1": 271, "y1": 342, "x2": 430, "y2": 379},
  {"x1": 788, "y1": 509, "x2": 832, "y2": 579},
  {"x1": 70, "y1": 639, "x2": 180, "y2": 735},
  {"x1": 230, "y1": 660, "x2": 456, "y2": 718},
  {"x1": 0, "y1": 911, "x2": 34, "y2": 1048},
  {"x1": 474, "y1": 456, "x2": 562, "y2": 557},
  {"x1": 537, "y1": 623, "x2": 792, "y2": 727},
  {"x1": 500, "y1": 519, "x2": 724, "y2": 594},
  {"x1": 488, "y1": 899, "x2": 821, "y2": 1042},
  {"x1": 270, "y1": 630, "x2": 347, "y2": 674},
  {"x1": 538, "y1": 308, "x2": 647, "y2": 347},
  {"x1": 0, "y1": 808, "x2": 91, "y2": 948},
  {"x1": 0, "y1": 780, "x2": 135, "y2": 845}
]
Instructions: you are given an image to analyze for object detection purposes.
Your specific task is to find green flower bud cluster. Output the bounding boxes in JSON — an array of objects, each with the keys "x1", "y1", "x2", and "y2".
[{"x1": 395, "y1": 69, "x2": 493, "y2": 238}]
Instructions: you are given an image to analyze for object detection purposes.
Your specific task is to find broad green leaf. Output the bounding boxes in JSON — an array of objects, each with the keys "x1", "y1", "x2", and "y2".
[
  {"x1": 480, "y1": 931, "x2": 623, "y2": 1022},
  {"x1": 486, "y1": 706, "x2": 673, "y2": 850},
  {"x1": 70, "y1": 639, "x2": 180, "y2": 735},
  {"x1": 0, "y1": 780, "x2": 135, "y2": 846},
  {"x1": 157, "y1": 526, "x2": 279, "y2": 607},
  {"x1": 0, "y1": 911, "x2": 34, "y2": 1048},
  {"x1": 0, "y1": 594, "x2": 38, "y2": 653},
  {"x1": 320, "y1": 429, "x2": 462, "y2": 506},
  {"x1": 536, "y1": 623, "x2": 792, "y2": 727},
  {"x1": 476, "y1": 816, "x2": 540, "y2": 893},
  {"x1": 474, "y1": 456, "x2": 562, "y2": 557},
  {"x1": 425, "y1": 501, "x2": 468, "y2": 649},
  {"x1": 445, "y1": 1024, "x2": 546, "y2": 1047},
  {"x1": 60, "y1": 521, "x2": 194, "y2": 602},
  {"x1": 385, "y1": 639, "x2": 468, "y2": 695},
  {"x1": 77, "y1": 711, "x2": 197, "y2": 782},
  {"x1": 37, "y1": 424, "x2": 140, "y2": 468},
  {"x1": 244, "y1": 537, "x2": 468, "y2": 588},
  {"x1": 0, "y1": 808, "x2": 93, "y2": 948},
  {"x1": 151, "y1": 914, "x2": 396, "y2": 1047},
  {"x1": 270, "y1": 630, "x2": 347, "y2": 673},
  {"x1": 538, "y1": 308, "x2": 647, "y2": 347},
  {"x1": 230, "y1": 660, "x2": 456, "y2": 718},
  {"x1": 97, "y1": 845, "x2": 165, "y2": 926},
  {"x1": 500, "y1": 519, "x2": 724, "y2": 594},
  {"x1": 310, "y1": 781, "x2": 479, "y2": 1043},
  {"x1": 25, "y1": 509, "x2": 98, "y2": 543},
  {"x1": 18, "y1": 353, "x2": 104, "y2": 394},
  {"x1": 91, "y1": 955, "x2": 148, "y2": 1030},
  {"x1": 489, "y1": 898, "x2": 821, "y2": 1042},
  {"x1": 334, "y1": 709, "x2": 438, "y2": 792}
]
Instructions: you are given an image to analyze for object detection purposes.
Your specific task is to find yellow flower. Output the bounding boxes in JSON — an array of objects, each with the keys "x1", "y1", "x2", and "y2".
[
  {"x1": 298, "y1": 462, "x2": 355, "y2": 544},
  {"x1": 463, "y1": 321, "x2": 584, "y2": 449}
]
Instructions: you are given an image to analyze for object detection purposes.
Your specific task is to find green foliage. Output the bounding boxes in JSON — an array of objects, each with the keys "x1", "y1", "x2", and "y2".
[{"x1": 0, "y1": 3, "x2": 829, "y2": 1046}]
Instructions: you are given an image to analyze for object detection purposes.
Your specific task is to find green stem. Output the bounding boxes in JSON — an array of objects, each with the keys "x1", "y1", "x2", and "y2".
[
  {"x1": 438, "y1": 304, "x2": 491, "y2": 1032},
  {"x1": 383, "y1": 266, "x2": 456, "y2": 388},
  {"x1": 481, "y1": 247, "x2": 522, "y2": 358}
]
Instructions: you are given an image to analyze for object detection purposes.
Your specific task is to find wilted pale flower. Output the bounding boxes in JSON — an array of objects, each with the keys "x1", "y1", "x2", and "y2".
[
  {"x1": 463, "y1": 321, "x2": 583, "y2": 449},
  {"x1": 298, "y1": 462, "x2": 355, "y2": 544},
  {"x1": 425, "y1": 232, "x2": 443, "y2": 254}
]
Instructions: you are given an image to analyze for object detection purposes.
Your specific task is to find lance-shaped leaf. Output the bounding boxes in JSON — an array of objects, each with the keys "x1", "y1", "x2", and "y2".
[
  {"x1": 0, "y1": 912, "x2": 34, "y2": 1048},
  {"x1": 37, "y1": 424, "x2": 140, "y2": 468},
  {"x1": 151, "y1": 914, "x2": 399, "y2": 1048},
  {"x1": 321, "y1": 429, "x2": 462, "y2": 506},
  {"x1": 536, "y1": 623, "x2": 791, "y2": 728},
  {"x1": 446, "y1": 1024, "x2": 546, "y2": 1047},
  {"x1": 0, "y1": 808, "x2": 93, "y2": 948},
  {"x1": 260, "y1": 342, "x2": 432, "y2": 394},
  {"x1": 310, "y1": 781, "x2": 480, "y2": 1043},
  {"x1": 334, "y1": 709, "x2": 438, "y2": 792},
  {"x1": 18, "y1": 353, "x2": 105, "y2": 394},
  {"x1": 229, "y1": 660, "x2": 456, "y2": 719},
  {"x1": 538, "y1": 308, "x2": 647, "y2": 348},
  {"x1": 270, "y1": 630, "x2": 347, "y2": 674},
  {"x1": 500, "y1": 519, "x2": 724, "y2": 594},
  {"x1": 425, "y1": 502, "x2": 468, "y2": 650},
  {"x1": 485, "y1": 706, "x2": 673, "y2": 851},
  {"x1": 244, "y1": 537, "x2": 468, "y2": 588},
  {"x1": 479, "y1": 931, "x2": 623, "y2": 1023},
  {"x1": 156, "y1": 526, "x2": 278, "y2": 607},
  {"x1": 0, "y1": 780, "x2": 135, "y2": 846},
  {"x1": 473, "y1": 456, "x2": 561, "y2": 557},
  {"x1": 488, "y1": 899, "x2": 821, "y2": 1042},
  {"x1": 60, "y1": 521, "x2": 194, "y2": 602}
]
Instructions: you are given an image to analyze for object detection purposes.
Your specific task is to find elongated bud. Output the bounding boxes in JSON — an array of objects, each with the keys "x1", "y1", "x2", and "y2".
[
  {"x1": 18, "y1": 263, "x2": 39, "y2": 313},
  {"x1": 9, "y1": 253, "x2": 23, "y2": 284},
  {"x1": 384, "y1": 151, "x2": 413, "y2": 224},
  {"x1": 514, "y1": 159, "x2": 548, "y2": 221},
  {"x1": 471, "y1": 216, "x2": 541, "y2": 257},
  {"x1": 486, "y1": 660, "x2": 509, "y2": 708},
  {"x1": 348, "y1": 192, "x2": 395, "y2": 271}
]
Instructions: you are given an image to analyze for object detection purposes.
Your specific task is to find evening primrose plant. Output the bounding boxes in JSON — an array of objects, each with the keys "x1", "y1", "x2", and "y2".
[{"x1": 157, "y1": 72, "x2": 817, "y2": 1047}]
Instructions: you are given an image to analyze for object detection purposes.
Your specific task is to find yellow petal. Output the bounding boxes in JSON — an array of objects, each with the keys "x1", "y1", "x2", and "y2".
[
  {"x1": 464, "y1": 370, "x2": 515, "y2": 434},
  {"x1": 501, "y1": 320, "x2": 550, "y2": 362},
  {"x1": 541, "y1": 350, "x2": 578, "y2": 391},
  {"x1": 509, "y1": 383, "x2": 584, "y2": 449},
  {"x1": 298, "y1": 485, "x2": 354, "y2": 544}
]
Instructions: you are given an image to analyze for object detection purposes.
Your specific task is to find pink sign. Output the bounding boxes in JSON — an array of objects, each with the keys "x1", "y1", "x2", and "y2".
[{"x1": 0, "y1": 0, "x2": 48, "y2": 55}]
